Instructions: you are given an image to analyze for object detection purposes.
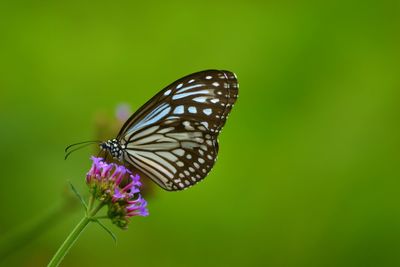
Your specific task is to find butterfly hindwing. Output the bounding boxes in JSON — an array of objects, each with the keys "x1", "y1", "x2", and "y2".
[{"x1": 122, "y1": 119, "x2": 218, "y2": 190}]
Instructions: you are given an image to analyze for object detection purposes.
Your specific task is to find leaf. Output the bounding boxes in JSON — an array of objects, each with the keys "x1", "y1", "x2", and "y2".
[
  {"x1": 68, "y1": 180, "x2": 88, "y2": 210},
  {"x1": 94, "y1": 219, "x2": 117, "y2": 244}
]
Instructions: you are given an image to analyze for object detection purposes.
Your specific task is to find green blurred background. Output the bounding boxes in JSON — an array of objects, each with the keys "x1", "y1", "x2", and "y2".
[{"x1": 0, "y1": 1, "x2": 399, "y2": 266}]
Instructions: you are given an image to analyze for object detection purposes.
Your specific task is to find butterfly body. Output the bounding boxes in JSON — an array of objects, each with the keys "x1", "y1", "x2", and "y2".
[
  {"x1": 100, "y1": 139, "x2": 125, "y2": 160},
  {"x1": 100, "y1": 70, "x2": 238, "y2": 191}
]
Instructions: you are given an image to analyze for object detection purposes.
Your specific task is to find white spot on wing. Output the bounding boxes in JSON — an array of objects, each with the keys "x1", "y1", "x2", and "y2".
[
  {"x1": 188, "y1": 106, "x2": 197, "y2": 114},
  {"x1": 203, "y1": 108, "x2": 212, "y2": 115},
  {"x1": 174, "y1": 105, "x2": 184, "y2": 114},
  {"x1": 177, "y1": 161, "x2": 184, "y2": 167},
  {"x1": 176, "y1": 84, "x2": 203, "y2": 94},
  {"x1": 201, "y1": 122, "x2": 209, "y2": 129},
  {"x1": 193, "y1": 97, "x2": 207, "y2": 103},
  {"x1": 184, "y1": 122, "x2": 195, "y2": 131},
  {"x1": 173, "y1": 149, "x2": 185, "y2": 156},
  {"x1": 195, "y1": 137, "x2": 204, "y2": 144},
  {"x1": 172, "y1": 90, "x2": 210, "y2": 100}
]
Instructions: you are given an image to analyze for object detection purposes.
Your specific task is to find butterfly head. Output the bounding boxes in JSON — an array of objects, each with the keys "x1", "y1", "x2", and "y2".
[{"x1": 100, "y1": 139, "x2": 125, "y2": 160}]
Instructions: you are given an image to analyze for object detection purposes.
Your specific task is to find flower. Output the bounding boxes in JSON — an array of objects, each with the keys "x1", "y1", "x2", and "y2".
[{"x1": 86, "y1": 156, "x2": 148, "y2": 228}]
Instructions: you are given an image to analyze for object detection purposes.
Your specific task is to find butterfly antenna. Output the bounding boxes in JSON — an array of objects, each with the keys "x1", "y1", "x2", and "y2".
[
  {"x1": 64, "y1": 142, "x2": 101, "y2": 160},
  {"x1": 65, "y1": 140, "x2": 102, "y2": 153}
]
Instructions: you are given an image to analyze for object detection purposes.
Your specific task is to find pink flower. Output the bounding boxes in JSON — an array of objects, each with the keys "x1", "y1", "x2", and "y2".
[{"x1": 86, "y1": 157, "x2": 148, "y2": 228}]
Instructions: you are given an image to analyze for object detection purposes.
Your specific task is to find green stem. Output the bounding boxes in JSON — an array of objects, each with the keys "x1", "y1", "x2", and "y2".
[
  {"x1": 47, "y1": 216, "x2": 90, "y2": 267},
  {"x1": 90, "y1": 202, "x2": 105, "y2": 216},
  {"x1": 87, "y1": 194, "x2": 95, "y2": 215},
  {"x1": 47, "y1": 201, "x2": 105, "y2": 267}
]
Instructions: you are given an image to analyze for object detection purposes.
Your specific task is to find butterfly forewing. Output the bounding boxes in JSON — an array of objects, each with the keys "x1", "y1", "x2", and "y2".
[{"x1": 117, "y1": 70, "x2": 238, "y2": 191}]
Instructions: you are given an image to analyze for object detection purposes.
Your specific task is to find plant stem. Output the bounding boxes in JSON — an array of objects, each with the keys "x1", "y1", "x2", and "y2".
[
  {"x1": 87, "y1": 195, "x2": 95, "y2": 215},
  {"x1": 47, "y1": 216, "x2": 90, "y2": 267},
  {"x1": 47, "y1": 200, "x2": 104, "y2": 267},
  {"x1": 90, "y1": 202, "x2": 105, "y2": 217}
]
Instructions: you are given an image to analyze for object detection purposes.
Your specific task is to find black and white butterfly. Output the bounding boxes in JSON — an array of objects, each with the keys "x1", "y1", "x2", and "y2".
[{"x1": 67, "y1": 70, "x2": 238, "y2": 191}]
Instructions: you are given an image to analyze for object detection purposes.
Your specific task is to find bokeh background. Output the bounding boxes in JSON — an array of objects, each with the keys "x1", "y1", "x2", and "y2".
[{"x1": 0, "y1": 1, "x2": 399, "y2": 266}]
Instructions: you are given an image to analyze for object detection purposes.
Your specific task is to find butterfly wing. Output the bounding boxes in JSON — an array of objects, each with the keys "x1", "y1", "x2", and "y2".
[
  {"x1": 118, "y1": 70, "x2": 238, "y2": 191},
  {"x1": 122, "y1": 119, "x2": 219, "y2": 190}
]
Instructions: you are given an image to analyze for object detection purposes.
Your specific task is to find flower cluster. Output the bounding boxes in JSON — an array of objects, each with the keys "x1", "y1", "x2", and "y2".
[{"x1": 86, "y1": 157, "x2": 148, "y2": 228}]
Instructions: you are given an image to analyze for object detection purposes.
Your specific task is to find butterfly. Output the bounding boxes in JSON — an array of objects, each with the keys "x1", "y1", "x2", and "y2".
[{"x1": 66, "y1": 70, "x2": 238, "y2": 191}]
